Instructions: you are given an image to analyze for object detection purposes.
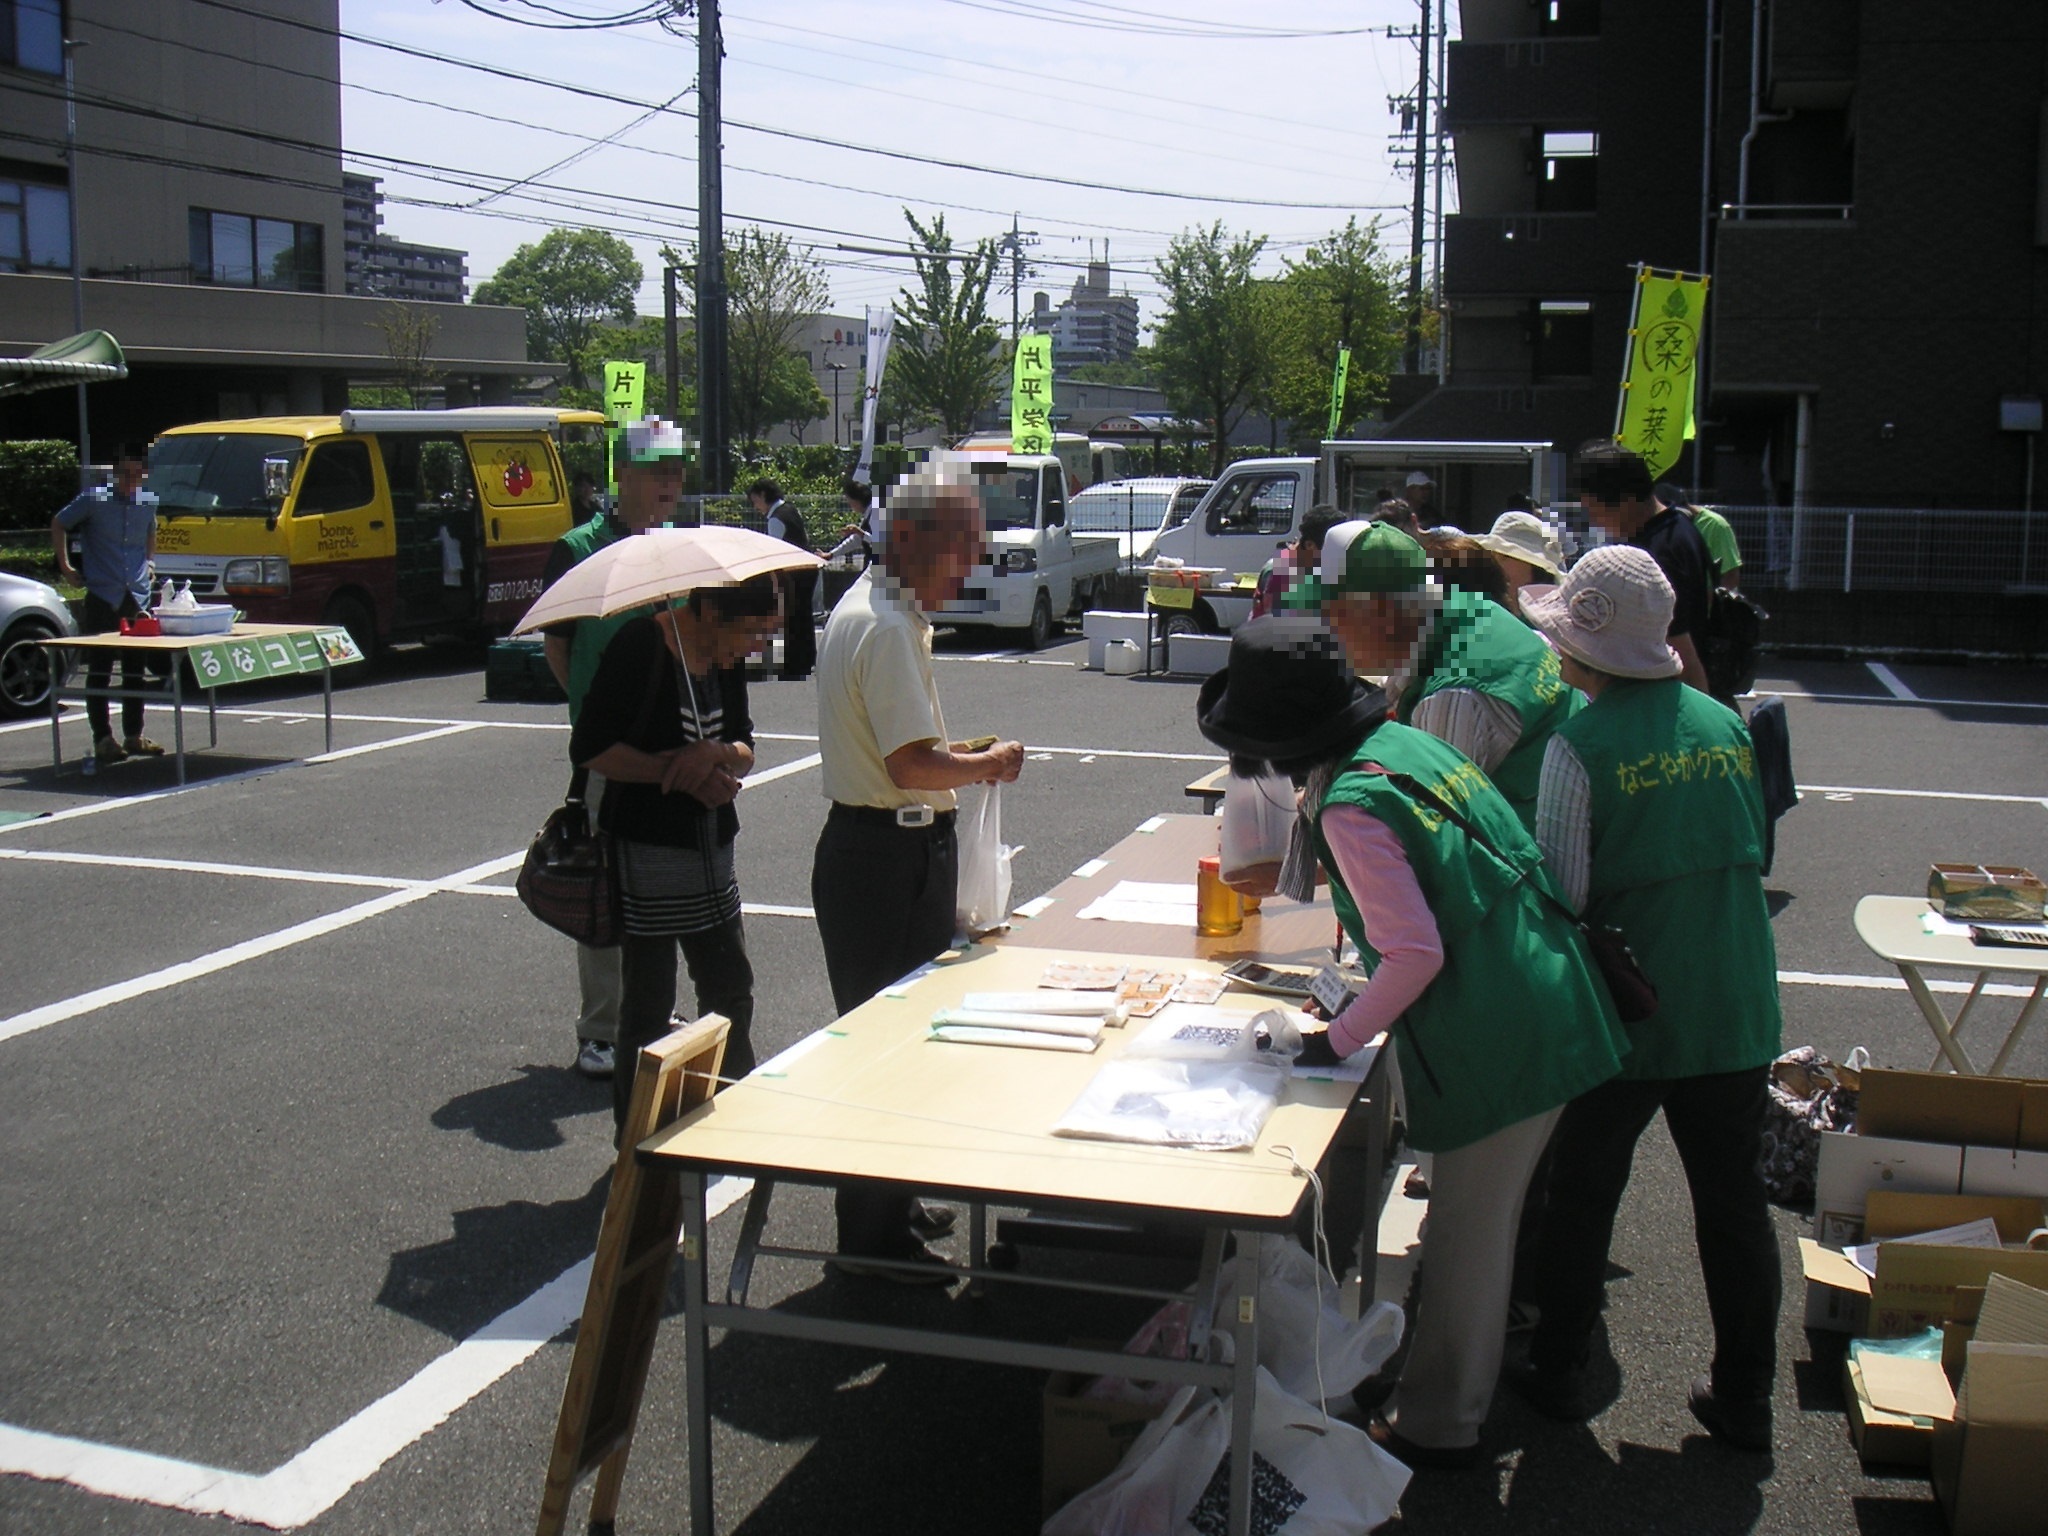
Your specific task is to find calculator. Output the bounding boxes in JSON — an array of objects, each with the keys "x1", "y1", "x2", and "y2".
[
  {"x1": 1969, "y1": 925, "x2": 2048, "y2": 948},
  {"x1": 1222, "y1": 960, "x2": 1318, "y2": 997}
]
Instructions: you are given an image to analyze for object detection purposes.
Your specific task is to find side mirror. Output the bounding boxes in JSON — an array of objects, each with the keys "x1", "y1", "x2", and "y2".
[{"x1": 262, "y1": 455, "x2": 295, "y2": 505}]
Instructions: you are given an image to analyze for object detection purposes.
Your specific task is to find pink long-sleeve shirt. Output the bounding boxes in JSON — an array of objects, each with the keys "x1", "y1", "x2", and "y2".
[{"x1": 1320, "y1": 803, "x2": 1445, "y2": 1057}]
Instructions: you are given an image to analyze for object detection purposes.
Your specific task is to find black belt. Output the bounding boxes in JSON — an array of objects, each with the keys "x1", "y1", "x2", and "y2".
[{"x1": 829, "y1": 802, "x2": 957, "y2": 831}]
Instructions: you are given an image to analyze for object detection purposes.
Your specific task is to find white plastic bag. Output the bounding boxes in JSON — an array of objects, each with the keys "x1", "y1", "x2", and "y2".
[
  {"x1": 1043, "y1": 1384, "x2": 1225, "y2": 1536},
  {"x1": 954, "y1": 782, "x2": 1014, "y2": 935},
  {"x1": 1219, "y1": 770, "x2": 1296, "y2": 888},
  {"x1": 1052, "y1": 1058, "x2": 1287, "y2": 1150},
  {"x1": 1213, "y1": 1234, "x2": 1406, "y2": 1404}
]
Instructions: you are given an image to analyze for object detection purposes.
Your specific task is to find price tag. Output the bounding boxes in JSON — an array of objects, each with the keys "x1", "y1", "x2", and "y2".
[{"x1": 1309, "y1": 965, "x2": 1356, "y2": 1018}]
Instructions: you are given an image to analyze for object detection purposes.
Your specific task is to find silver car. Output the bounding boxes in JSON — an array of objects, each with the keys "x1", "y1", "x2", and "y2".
[{"x1": 0, "y1": 570, "x2": 78, "y2": 716}]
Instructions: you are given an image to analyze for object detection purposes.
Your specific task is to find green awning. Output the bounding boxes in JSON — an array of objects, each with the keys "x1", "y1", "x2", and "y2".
[{"x1": 0, "y1": 330, "x2": 128, "y2": 398}]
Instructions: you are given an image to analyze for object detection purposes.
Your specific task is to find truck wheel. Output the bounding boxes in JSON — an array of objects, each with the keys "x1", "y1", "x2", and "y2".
[
  {"x1": 1162, "y1": 612, "x2": 1203, "y2": 640},
  {"x1": 324, "y1": 593, "x2": 379, "y2": 675},
  {"x1": 1027, "y1": 590, "x2": 1056, "y2": 651}
]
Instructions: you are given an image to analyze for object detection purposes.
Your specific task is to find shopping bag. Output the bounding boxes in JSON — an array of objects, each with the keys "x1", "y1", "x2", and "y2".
[
  {"x1": 1212, "y1": 1235, "x2": 1406, "y2": 1404},
  {"x1": 1219, "y1": 769, "x2": 1295, "y2": 892},
  {"x1": 954, "y1": 781, "x2": 1015, "y2": 936},
  {"x1": 1759, "y1": 1044, "x2": 1866, "y2": 1208},
  {"x1": 1181, "y1": 1368, "x2": 1410, "y2": 1536},
  {"x1": 1043, "y1": 1385, "x2": 1226, "y2": 1536}
]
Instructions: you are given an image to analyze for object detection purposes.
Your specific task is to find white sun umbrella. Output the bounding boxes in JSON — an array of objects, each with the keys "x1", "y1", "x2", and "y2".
[{"x1": 512, "y1": 525, "x2": 823, "y2": 635}]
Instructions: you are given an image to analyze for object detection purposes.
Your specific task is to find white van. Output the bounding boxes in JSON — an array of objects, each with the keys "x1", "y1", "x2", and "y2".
[
  {"x1": 1147, "y1": 440, "x2": 1557, "y2": 633},
  {"x1": 1067, "y1": 477, "x2": 1211, "y2": 564},
  {"x1": 939, "y1": 453, "x2": 1122, "y2": 649}
]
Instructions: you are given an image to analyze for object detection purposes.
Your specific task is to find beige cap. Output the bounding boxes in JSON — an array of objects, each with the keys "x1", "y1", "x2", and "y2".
[
  {"x1": 1474, "y1": 510, "x2": 1566, "y2": 580},
  {"x1": 1518, "y1": 545, "x2": 1682, "y2": 680}
]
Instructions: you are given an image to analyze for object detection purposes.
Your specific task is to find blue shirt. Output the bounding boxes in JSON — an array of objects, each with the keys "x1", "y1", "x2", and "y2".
[{"x1": 56, "y1": 486, "x2": 156, "y2": 607}]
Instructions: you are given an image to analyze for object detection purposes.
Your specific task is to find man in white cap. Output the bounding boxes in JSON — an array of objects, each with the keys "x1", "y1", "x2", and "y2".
[
  {"x1": 1512, "y1": 545, "x2": 1783, "y2": 1452},
  {"x1": 1403, "y1": 469, "x2": 1435, "y2": 523}
]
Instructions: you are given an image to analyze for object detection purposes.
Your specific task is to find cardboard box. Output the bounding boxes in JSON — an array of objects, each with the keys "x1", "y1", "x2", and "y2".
[
  {"x1": 1844, "y1": 1354, "x2": 1954, "y2": 1468},
  {"x1": 1808, "y1": 1133, "x2": 1967, "y2": 1330},
  {"x1": 1041, "y1": 1364, "x2": 1166, "y2": 1517},
  {"x1": 1932, "y1": 1282, "x2": 2048, "y2": 1536},
  {"x1": 1927, "y1": 862, "x2": 2045, "y2": 922},
  {"x1": 1959, "y1": 1144, "x2": 2048, "y2": 1201},
  {"x1": 1799, "y1": 1192, "x2": 2048, "y2": 1336},
  {"x1": 1857, "y1": 1069, "x2": 2048, "y2": 1155}
]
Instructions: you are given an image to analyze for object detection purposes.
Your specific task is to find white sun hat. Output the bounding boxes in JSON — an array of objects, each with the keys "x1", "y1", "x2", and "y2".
[
  {"x1": 1474, "y1": 510, "x2": 1567, "y2": 580},
  {"x1": 1517, "y1": 545, "x2": 1682, "y2": 680}
]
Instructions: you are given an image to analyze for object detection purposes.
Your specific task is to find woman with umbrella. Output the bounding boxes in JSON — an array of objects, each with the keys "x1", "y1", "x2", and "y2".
[{"x1": 522, "y1": 494, "x2": 822, "y2": 1130}]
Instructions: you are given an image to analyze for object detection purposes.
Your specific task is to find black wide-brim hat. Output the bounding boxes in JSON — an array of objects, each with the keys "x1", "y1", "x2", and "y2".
[{"x1": 1196, "y1": 614, "x2": 1388, "y2": 762}]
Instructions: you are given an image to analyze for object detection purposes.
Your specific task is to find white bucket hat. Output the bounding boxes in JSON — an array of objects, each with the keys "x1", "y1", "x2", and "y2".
[
  {"x1": 1474, "y1": 510, "x2": 1566, "y2": 580},
  {"x1": 1518, "y1": 545, "x2": 1682, "y2": 680}
]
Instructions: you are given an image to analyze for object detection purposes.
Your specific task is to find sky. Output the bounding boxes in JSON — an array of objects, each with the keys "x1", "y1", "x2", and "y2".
[{"x1": 337, "y1": 0, "x2": 1448, "y2": 334}]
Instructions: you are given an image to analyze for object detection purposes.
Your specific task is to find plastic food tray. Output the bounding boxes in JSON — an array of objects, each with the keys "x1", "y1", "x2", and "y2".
[{"x1": 155, "y1": 606, "x2": 237, "y2": 637}]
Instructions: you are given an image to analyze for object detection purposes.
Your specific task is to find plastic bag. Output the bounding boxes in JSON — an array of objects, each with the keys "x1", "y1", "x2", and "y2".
[
  {"x1": 1212, "y1": 1235, "x2": 1406, "y2": 1405},
  {"x1": 1219, "y1": 770, "x2": 1296, "y2": 890},
  {"x1": 1760, "y1": 1044, "x2": 1867, "y2": 1208},
  {"x1": 1044, "y1": 1384, "x2": 1224, "y2": 1536},
  {"x1": 1053, "y1": 1058, "x2": 1288, "y2": 1150},
  {"x1": 954, "y1": 781, "x2": 1014, "y2": 936}
]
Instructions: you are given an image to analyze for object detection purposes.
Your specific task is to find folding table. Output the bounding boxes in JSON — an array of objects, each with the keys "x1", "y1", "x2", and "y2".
[{"x1": 1853, "y1": 894, "x2": 2048, "y2": 1075}]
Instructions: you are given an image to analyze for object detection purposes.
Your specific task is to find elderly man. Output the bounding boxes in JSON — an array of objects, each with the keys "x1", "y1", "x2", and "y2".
[
  {"x1": 811, "y1": 455, "x2": 1024, "y2": 1280},
  {"x1": 1285, "y1": 520, "x2": 1578, "y2": 833},
  {"x1": 541, "y1": 421, "x2": 693, "y2": 1080},
  {"x1": 1574, "y1": 442, "x2": 1714, "y2": 692}
]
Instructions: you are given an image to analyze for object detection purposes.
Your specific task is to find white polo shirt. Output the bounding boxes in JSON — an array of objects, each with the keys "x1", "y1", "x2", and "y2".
[{"x1": 815, "y1": 568, "x2": 955, "y2": 813}]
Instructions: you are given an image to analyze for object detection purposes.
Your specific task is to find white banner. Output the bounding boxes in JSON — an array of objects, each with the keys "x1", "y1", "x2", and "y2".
[{"x1": 855, "y1": 305, "x2": 895, "y2": 482}]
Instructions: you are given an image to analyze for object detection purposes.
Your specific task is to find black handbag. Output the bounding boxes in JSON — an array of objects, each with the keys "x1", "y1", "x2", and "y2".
[
  {"x1": 517, "y1": 650, "x2": 665, "y2": 948},
  {"x1": 1380, "y1": 769, "x2": 1660, "y2": 1024}
]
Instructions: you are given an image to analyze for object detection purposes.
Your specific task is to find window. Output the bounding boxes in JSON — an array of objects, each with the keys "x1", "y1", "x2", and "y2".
[
  {"x1": 0, "y1": 175, "x2": 69, "y2": 271},
  {"x1": 1205, "y1": 473, "x2": 1299, "y2": 538},
  {"x1": 2, "y1": 0, "x2": 63, "y2": 75},
  {"x1": 188, "y1": 208, "x2": 325, "y2": 291},
  {"x1": 1042, "y1": 469, "x2": 1065, "y2": 527},
  {"x1": 1538, "y1": 131, "x2": 1598, "y2": 213},
  {"x1": 1534, "y1": 300, "x2": 1594, "y2": 380},
  {"x1": 293, "y1": 442, "x2": 375, "y2": 516}
]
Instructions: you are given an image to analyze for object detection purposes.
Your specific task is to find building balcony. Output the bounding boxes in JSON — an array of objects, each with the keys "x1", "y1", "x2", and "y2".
[
  {"x1": 1707, "y1": 216, "x2": 1857, "y2": 391},
  {"x1": 1769, "y1": 0, "x2": 1858, "y2": 109},
  {"x1": 1443, "y1": 38, "x2": 1599, "y2": 130},
  {"x1": 1443, "y1": 213, "x2": 1600, "y2": 299}
]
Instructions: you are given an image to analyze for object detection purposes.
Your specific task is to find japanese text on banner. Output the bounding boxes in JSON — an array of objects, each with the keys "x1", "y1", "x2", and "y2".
[
  {"x1": 603, "y1": 360, "x2": 646, "y2": 496},
  {"x1": 1011, "y1": 332, "x2": 1054, "y2": 458},
  {"x1": 1615, "y1": 271, "x2": 1708, "y2": 478}
]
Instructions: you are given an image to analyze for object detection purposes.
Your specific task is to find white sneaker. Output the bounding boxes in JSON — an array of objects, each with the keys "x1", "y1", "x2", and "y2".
[{"x1": 576, "y1": 1039, "x2": 615, "y2": 1079}]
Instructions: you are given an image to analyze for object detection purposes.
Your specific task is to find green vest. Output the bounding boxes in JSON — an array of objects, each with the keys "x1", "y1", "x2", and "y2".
[
  {"x1": 556, "y1": 512, "x2": 648, "y2": 726},
  {"x1": 1558, "y1": 679, "x2": 1782, "y2": 1080},
  {"x1": 1396, "y1": 589, "x2": 1581, "y2": 831},
  {"x1": 1314, "y1": 722, "x2": 1626, "y2": 1153}
]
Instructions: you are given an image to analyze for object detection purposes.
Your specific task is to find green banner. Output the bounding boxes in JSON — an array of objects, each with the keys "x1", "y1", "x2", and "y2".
[
  {"x1": 604, "y1": 360, "x2": 646, "y2": 497},
  {"x1": 186, "y1": 628, "x2": 363, "y2": 689},
  {"x1": 1615, "y1": 270, "x2": 1708, "y2": 478},
  {"x1": 1325, "y1": 344, "x2": 1352, "y2": 441},
  {"x1": 1011, "y1": 332, "x2": 1054, "y2": 457}
]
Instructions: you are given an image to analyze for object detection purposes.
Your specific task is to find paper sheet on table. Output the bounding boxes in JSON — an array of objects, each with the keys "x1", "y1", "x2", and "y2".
[
  {"x1": 1922, "y1": 910, "x2": 2048, "y2": 940},
  {"x1": 930, "y1": 1008, "x2": 1104, "y2": 1039},
  {"x1": 1846, "y1": 1215, "x2": 2004, "y2": 1277},
  {"x1": 930, "y1": 1024, "x2": 1099, "y2": 1052},
  {"x1": 963, "y1": 990, "x2": 1121, "y2": 1016},
  {"x1": 1077, "y1": 879, "x2": 1199, "y2": 926}
]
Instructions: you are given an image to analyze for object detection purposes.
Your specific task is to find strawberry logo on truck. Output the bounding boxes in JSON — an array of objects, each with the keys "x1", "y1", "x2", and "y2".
[{"x1": 502, "y1": 453, "x2": 534, "y2": 498}]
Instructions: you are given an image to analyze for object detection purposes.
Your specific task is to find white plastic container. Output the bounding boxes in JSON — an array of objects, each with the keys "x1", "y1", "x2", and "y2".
[
  {"x1": 1103, "y1": 638, "x2": 1143, "y2": 676},
  {"x1": 156, "y1": 605, "x2": 236, "y2": 637}
]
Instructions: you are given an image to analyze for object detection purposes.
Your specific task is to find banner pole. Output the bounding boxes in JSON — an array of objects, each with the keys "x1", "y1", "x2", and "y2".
[{"x1": 1612, "y1": 263, "x2": 1646, "y2": 442}]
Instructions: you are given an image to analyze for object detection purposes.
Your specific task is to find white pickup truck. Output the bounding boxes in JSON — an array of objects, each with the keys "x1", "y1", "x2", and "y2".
[
  {"x1": 940, "y1": 453, "x2": 1123, "y2": 649},
  {"x1": 1146, "y1": 439, "x2": 1560, "y2": 635}
]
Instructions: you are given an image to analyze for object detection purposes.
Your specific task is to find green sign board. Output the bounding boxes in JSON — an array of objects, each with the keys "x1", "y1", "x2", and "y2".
[
  {"x1": 1011, "y1": 332, "x2": 1054, "y2": 457},
  {"x1": 186, "y1": 628, "x2": 363, "y2": 688}
]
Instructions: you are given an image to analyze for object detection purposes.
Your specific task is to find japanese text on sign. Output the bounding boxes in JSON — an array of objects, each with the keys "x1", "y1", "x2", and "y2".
[
  {"x1": 187, "y1": 628, "x2": 363, "y2": 687},
  {"x1": 1011, "y1": 332, "x2": 1054, "y2": 457},
  {"x1": 1614, "y1": 271, "x2": 1708, "y2": 479}
]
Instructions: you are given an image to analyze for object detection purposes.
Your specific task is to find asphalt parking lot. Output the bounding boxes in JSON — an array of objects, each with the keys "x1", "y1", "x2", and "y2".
[{"x1": 2, "y1": 632, "x2": 2045, "y2": 1536}]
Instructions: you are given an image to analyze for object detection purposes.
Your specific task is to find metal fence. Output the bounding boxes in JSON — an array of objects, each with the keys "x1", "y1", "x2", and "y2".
[{"x1": 1706, "y1": 504, "x2": 2048, "y2": 596}]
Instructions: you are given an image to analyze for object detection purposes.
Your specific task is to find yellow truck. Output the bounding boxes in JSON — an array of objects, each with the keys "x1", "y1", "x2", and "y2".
[{"x1": 147, "y1": 407, "x2": 607, "y2": 656}]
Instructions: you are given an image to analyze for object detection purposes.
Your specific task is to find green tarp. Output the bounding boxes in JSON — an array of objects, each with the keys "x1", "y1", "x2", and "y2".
[{"x1": 0, "y1": 330, "x2": 127, "y2": 398}]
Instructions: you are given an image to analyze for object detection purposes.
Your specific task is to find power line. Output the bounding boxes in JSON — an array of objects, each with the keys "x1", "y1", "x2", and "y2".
[{"x1": 937, "y1": 0, "x2": 1380, "y2": 40}]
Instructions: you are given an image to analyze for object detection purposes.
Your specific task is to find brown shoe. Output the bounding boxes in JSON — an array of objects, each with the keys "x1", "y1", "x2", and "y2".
[
  {"x1": 123, "y1": 735, "x2": 166, "y2": 757},
  {"x1": 94, "y1": 735, "x2": 128, "y2": 763},
  {"x1": 1365, "y1": 1413, "x2": 1488, "y2": 1471}
]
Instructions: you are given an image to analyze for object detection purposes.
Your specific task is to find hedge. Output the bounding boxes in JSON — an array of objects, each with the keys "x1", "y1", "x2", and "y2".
[{"x1": 0, "y1": 440, "x2": 79, "y2": 529}]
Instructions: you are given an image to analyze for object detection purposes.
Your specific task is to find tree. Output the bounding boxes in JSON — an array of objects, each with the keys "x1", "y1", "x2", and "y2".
[
  {"x1": 722, "y1": 228, "x2": 831, "y2": 445},
  {"x1": 1068, "y1": 347, "x2": 1161, "y2": 389},
  {"x1": 1263, "y1": 219, "x2": 1404, "y2": 442},
  {"x1": 370, "y1": 302, "x2": 441, "y2": 407},
  {"x1": 891, "y1": 210, "x2": 1005, "y2": 436},
  {"x1": 473, "y1": 228, "x2": 641, "y2": 392},
  {"x1": 1151, "y1": 223, "x2": 1270, "y2": 473}
]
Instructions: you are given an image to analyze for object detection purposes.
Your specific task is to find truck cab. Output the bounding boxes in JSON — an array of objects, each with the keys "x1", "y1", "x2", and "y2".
[
  {"x1": 1148, "y1": 440, "x2": 1559, "y2": 634},
  {"x1": 940, "y1": 453, "x2": 1121, "y2": 650}
]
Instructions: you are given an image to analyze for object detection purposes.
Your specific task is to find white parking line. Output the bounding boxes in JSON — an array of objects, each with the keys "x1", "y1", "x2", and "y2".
[
  {"x1": 1772, "y1": 687, "x2": 2048, "y2": 712},
  {"x1": 304, "y1": 722, "x2": 483, "y2": 764},
  {"x1": 1779, "y1": 969, "x2": 2039, "y2": 999},
  {"x1": 1802, "y1": 783, "x2": 2048, "y2": 808},
  {"x1": 0, "y1": 847, "x2": 419, "y2": 892},
  {"x1": 0, "y1": 850, "x2": 524, "y2": 1046},
  {"x1": 0, "y1": 1177, "x2": 757, "y2": 1527},
  {"x1": 1865, "y1": 661, "x2": 1918, "y2": 700}
]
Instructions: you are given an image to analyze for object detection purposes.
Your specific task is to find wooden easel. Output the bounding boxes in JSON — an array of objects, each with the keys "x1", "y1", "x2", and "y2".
[{"x1": 536, "y1": 1014, "x2": 730, "y2": 1536}]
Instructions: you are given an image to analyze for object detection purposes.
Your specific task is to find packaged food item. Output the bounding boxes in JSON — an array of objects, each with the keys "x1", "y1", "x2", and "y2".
[
  {"x1": 1040, "y1": 960, "x2": 1128, "y2": 992},
  {"x1": 1117, "y1": 969, "x2": 1183, "y2": 1017},
  {"x1": 1172, "y1": 974, "x2": 1227, "y2": 1006}
]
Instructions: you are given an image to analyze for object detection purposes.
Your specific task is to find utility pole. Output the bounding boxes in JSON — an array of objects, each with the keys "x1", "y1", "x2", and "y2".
[
  {"x1": 64, "y1": 37, "x2": 90, "y2": 488},
  {"x1": 694, "y1": 0, "x2": 727, "y2": 491},
  {"x1": 1406, "y1": 0, "x2": 1431, "y2": 375},
  {"x1": 996, "y1": 214, "x2": 1038, "y2": 340},
  {"x1": 1432, "y1": 0, "x2": 1448, "y2": 384},
  {"x1": 663, "y1": 263, "x2": 682, "y2": 418}
]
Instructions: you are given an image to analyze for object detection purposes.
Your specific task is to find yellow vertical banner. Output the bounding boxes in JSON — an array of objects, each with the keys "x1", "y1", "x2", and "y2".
[
  {"x1": 1011, "y1": 332, "x2": 1054, "y2": 457},
  {"x1": 603, "y1": 361, "x2": 646, "y2": 495},
  {"x1": 1615, "y1": 270, "x2": 1709, "y2": 478}
]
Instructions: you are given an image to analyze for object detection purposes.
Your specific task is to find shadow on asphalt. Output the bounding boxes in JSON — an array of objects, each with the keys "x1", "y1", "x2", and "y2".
[
  {"x1": 0, "y1": 751, "x2": 280, "y2": 801},
  {"x1": 1486, "y1": 1430, "x2": 1769, "y2": 1532},
  {"x1": 431, "y1": 1063, "x2": 610, "y2": 1153},
  {"x1": 376, "y1": 1170, "x2": 608, "y2": 1338}
]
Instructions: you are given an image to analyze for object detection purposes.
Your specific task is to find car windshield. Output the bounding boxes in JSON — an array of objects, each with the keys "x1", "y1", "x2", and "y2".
[
  {"x1": 1069, "y1": 489, "x2": 1169, "y2": 533},
  {"x1": 151, "y1": 433, "x2": 302, "y2": 517},
  {"x1": 975, "y1": 471, "x2": 1038, "y2": 532}
]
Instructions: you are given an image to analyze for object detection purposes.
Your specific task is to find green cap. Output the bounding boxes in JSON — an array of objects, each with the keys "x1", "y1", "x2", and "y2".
[
  {"x1": 620, "y1": 416, "x2": 696, "y2": 464},
  {"x1": 1281, "y1": 519, "x2": 1427, "y2": 609}
]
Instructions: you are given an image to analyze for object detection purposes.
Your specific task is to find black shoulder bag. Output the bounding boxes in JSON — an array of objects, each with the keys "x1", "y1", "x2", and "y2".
[
  {"x1": 517, "y1": 655, "x2": 666, "y2": 948},
  {"x1": 1378, "y1": 768, "x2": 1660, "y2": 1024}
]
